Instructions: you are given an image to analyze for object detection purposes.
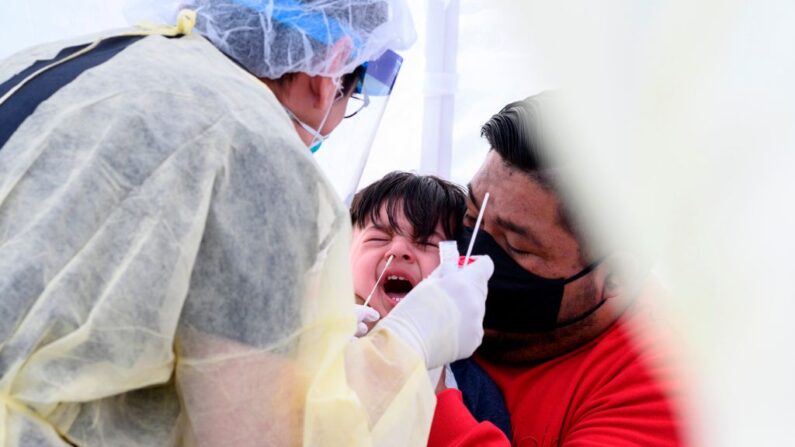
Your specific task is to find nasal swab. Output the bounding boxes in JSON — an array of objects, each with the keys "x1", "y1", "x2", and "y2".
[
  {"x1": 463, "y1": 192, "x2": 490, "y2": 266},
  {"x1": 364, "y1": 254, "x2": 394, "y2": 307}
]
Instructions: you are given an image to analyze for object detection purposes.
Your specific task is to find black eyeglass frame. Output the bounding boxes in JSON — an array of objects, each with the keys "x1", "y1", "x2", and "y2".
[
  {"x1": 343, "y1": 83, "x2": 370, "y2": 119},
  {"x1": 336, "y1": 64, "x2": 370, "y2": 119}
]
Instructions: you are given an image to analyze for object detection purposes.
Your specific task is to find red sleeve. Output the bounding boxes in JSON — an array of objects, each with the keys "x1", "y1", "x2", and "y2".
[{"x1": 427, "y1": 389, "x2": 511, "y2": 447}]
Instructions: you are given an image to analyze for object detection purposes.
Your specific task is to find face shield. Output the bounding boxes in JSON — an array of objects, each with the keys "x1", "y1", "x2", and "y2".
[{"x1": 314, "y1": 49, "x2": 403, "y2": 205}]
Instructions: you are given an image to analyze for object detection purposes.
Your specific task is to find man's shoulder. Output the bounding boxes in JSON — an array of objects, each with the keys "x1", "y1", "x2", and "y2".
[
  {"x1": 584, "y1": 291, "x2": 679, "y2": 377},
  {"x1": 475, "y1": 285, "x2": 685, "y2": 445},
  {"x1": 559, "y1": 285, "x2": 686, "y2": 444},
  {"x1": 564, "y1": 286, "x2": 684, "y2": 430},
  {"x1": 606, "y1": 281, "x2": 681, "y2": 369}
]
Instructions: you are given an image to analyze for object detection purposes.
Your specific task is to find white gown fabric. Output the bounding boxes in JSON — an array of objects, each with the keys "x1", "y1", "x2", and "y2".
[{"x1": 0, "y1": 29, "x2": 433, "y2": 446}]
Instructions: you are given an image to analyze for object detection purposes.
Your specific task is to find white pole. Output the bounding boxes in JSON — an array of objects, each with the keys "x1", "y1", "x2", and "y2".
[{"x1": 419, "y1": 0, "x2": 460, "y2": 179}]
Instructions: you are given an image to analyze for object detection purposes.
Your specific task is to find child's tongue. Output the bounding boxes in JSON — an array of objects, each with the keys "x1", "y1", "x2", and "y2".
[{"x1": 385, "y1": 291, "x2": 408, "y2": 300}]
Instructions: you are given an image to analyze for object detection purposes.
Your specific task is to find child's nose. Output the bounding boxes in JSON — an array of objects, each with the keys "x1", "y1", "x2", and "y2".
[{"x1": 386, "y1": 238, "x2": 414, "y2": 262}]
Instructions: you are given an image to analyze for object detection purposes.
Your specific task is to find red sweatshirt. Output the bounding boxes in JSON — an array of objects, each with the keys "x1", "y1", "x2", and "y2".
[{"x1": 428, "y1": 294, "x2": 685, "y2": 447}]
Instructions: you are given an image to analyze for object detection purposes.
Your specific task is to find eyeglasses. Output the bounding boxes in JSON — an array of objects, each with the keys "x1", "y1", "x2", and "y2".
[
  {"x1": 340, "y1": 66, "x2": 369, "y2": 119},
  {"x1": 344, "y1": 89, "x2": 369, "y2": 118}
]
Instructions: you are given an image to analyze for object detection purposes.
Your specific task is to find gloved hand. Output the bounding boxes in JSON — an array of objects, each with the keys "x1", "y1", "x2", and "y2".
[
  {"x1": 355, "y1": 304, "x2": 381, "y2": 337},
  {"x1": 375, "y1": 256, "x2": 494, "y2": 369}
]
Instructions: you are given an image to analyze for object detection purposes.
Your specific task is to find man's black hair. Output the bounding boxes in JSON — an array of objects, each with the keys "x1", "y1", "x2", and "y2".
[
  {"x1": 480, "y1": 92, "x2": 556, "y2": 179},
  {"x1": 480, "y1": 92, "x2": 580, "y2": 238},
  {"x1": 350, "y1": 171, "x2": 466, "y2": 243}
]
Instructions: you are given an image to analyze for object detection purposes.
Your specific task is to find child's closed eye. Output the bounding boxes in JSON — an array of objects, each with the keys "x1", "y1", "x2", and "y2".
[
  {"x1": 363, "y1": 227, "x2": 392, "y2": 243},
  {"x1": 366, "y1": 237, "x2": 390, "y2": 243}
]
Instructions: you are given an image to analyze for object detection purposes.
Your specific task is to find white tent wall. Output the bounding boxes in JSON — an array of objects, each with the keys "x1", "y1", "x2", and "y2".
[
  {"x1": 450, "y1": 1, "x2": 552, "y2": 185},
  {"x1": 418, "y1": 0, "x2": 458, "y2": 180},
  {"x1": 0, "y1": 1, "x2": 129, "y2": 57},
  {"x1": 344, "y1": 0, "x2": 553, "y2": 193}
]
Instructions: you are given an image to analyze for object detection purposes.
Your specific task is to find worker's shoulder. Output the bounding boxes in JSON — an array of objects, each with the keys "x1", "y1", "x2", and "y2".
[
  {"x1": 2, "y1": 30, "x2": 282, "y2": 121},
  {"x1": 109, "y1": 33, "x2": 273, "y2": 107},
  {"x1": 65, "y1": 32, "x2": 297, "y2": 145}
]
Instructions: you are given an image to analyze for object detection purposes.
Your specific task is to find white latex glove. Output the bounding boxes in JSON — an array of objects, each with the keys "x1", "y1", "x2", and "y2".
[
  {"x1": 375, "y1": 256, "x2": 494, "y2": 369},
  {"x1": 355, "y1": 304, "x2": 380, "y2": 337}
]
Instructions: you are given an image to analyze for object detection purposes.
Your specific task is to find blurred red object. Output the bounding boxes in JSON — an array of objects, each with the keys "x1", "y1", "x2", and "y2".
[{"x1": 458, "y1": 256, "x2": 477, "y2": 267}]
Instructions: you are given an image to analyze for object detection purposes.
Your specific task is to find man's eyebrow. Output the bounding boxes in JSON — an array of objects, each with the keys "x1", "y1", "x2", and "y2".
[
  {"x1": 466, "y1": 183, "x2": 481, "y2": 210},
  {"x1": 496, "y1": 216, "x2": 545, "y2": 249}
]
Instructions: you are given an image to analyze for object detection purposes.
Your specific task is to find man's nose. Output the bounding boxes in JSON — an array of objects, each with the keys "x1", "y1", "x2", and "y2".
[{"x1": 386, "y1": 237, "x2": 414, "y2": 262}]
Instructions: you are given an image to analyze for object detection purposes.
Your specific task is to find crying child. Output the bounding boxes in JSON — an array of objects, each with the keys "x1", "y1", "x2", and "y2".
[{"x1": 349, "y1": 171, "x2": 466, "y2": 318}]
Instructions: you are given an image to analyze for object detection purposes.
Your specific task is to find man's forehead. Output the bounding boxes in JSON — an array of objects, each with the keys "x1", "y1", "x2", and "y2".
[
  {"x1": 472, "y1": 152, "x2": 524, "y2": 192},
  {"x1": 469, "y1": 153, "x2": 563, "y2": 229}
]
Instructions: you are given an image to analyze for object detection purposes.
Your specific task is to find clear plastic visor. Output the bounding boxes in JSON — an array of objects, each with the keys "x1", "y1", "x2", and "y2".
[{"x1": 315, "y1": 49, "x2": 403, "y2": 205}]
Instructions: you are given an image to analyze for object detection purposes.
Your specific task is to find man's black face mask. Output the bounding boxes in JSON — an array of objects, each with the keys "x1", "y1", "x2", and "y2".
[{"x1": 456, "y1": 226, "x2": 603, "y2": 333}]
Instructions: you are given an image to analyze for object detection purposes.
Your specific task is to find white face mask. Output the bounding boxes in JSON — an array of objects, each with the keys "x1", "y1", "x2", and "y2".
[{"x1": 284, "y1": 79, "x2": 341, "y2": 153}]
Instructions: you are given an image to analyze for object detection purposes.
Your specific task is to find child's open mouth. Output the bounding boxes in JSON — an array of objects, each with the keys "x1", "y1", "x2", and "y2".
[{"x1": 380, "y1": 272, "x2": 416, "y2": 307}]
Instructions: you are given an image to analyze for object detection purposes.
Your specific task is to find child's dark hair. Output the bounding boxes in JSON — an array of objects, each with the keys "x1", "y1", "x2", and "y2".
[{"x1": 350, "y1": 171, "x2": 466, "y2": 243}]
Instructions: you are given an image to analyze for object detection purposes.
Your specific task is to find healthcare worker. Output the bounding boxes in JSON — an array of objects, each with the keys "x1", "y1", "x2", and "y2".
[{"x1": 0, "y1": 1, "x2": 494, "y2": 446}]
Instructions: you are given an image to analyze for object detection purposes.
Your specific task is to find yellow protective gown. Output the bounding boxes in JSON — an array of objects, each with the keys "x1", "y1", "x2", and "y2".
[{"x1": 0, "y1": 27, "x2": 434, "y2": 446}]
